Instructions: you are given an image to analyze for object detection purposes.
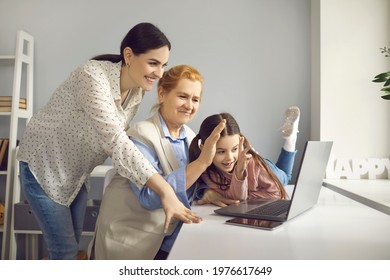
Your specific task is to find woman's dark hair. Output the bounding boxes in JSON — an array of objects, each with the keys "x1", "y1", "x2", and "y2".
[
  {"x1": 189, "y1": 113, "x2": 287, "y2": 199},
  {"x1": 91, "y1": 22, "x2": 171, "y2": 64}
]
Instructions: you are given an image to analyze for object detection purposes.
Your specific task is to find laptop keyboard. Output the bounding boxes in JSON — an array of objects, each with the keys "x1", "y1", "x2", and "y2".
[{"x1": 246, "y1": 200, "x2": 290, "y2": 216}]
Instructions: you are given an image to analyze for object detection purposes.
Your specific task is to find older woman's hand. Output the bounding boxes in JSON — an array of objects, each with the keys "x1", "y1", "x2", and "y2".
[
  {"x1": 185, "y1": 119, "x2": 226, "y2": 189},
  {"x1": 197, "y1": 188, "x2": 240, "y2": 207},
  {"x1": 198, "y1": 119, "x2": 226, "y2": 166},
  {"x1": 146, "y1": 173, "x2": 202, "y2": 233}
]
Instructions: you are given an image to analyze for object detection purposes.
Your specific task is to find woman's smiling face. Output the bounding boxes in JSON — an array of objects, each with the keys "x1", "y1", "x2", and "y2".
[
  {"x1": 127, "y1": 46, "x2": 170, "y2": 91},
  {"x1": 159, "y1": 78, "x2": 202, "y2": 135}
]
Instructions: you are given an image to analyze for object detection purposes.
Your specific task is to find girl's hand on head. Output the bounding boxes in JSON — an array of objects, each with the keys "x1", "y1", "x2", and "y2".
[{"x1": 235, "y1": 136, "x2": 252, "y2": 180}]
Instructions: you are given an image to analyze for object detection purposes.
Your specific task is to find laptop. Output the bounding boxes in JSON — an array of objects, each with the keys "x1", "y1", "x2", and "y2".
[{"x1": 214, "y1": 141, "x2": 333, "y2": 222}]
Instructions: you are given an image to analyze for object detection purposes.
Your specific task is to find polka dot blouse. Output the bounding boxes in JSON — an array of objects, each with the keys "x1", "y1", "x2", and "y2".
[{"x1": 17, "y1": 60, "x2": 156, "y2": 206}]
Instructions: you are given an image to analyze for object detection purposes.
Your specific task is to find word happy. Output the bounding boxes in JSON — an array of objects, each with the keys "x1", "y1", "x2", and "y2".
[{"x1": 326, "y1": 157, "x2": 390, "y2": 179}]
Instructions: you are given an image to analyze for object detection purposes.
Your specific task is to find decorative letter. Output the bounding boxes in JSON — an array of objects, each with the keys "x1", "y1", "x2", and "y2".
[
  {"x1": 351, "y1": 159, "x2": 369, "y2": 179},
  {"x1": 367, "y1": 158, "x2": 385, "y2": 179}
]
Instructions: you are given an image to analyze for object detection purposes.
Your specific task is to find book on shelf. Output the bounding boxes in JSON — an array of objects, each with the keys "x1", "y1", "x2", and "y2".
[
  {"x1": 0, "y1": 201, "x2": 4, "y2": 225},
  {"x1": 0, "y1": 96, "x2": 26, "y2": 102},
  {"x1": 0, "y1": 104, "x2": 27, "y2": 111},
  {"x1": 0, "y1": 138, "x2": 20, "y2": 170},
  {"x1": 0, "y1": 139, "x2": 9, "y2": 170},
  {"x1": 0, "y1": 140, "x2": 3, "y2": 163},
  {"x1": 0, "y1": 100, "x2": 26, "y2": 107},
  {"x1": 0, "y1": 97, "x2": 27, "y2": 111}
]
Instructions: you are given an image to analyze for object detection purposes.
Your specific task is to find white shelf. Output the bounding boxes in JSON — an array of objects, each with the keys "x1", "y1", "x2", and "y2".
[
  {"x1": 0, "y1": 110, "x2": 30, "y2": 117},
  {"x1": 0, "y1": 30, "x2": 34, "y2": 260},
  {"x1": 0, "y1": 55, "x2": 16, "y2": 60},
  {"x1": 1, "y1": 31, "x2": 110, "y2": 259}
]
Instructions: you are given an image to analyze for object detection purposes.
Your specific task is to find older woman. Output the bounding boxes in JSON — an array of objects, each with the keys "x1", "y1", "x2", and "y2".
[{"x1": 90, "y1": 65, "x2": 226, "y2": 259}]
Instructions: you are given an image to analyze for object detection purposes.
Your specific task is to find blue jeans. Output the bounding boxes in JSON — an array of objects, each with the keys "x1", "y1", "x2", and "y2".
[
  {"x1": 265, "y1": 148, "x2": 297, "y2": 185},
  {"x1": 19, "y1": 161, "x2": 88, "y2": 260}
]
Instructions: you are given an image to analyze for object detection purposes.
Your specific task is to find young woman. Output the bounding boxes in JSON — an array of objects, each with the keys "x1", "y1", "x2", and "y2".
[
  {"x1": 16, "y1": 23, "x2": 200, "y2": 259},
  {"x1": 91, "y1": 65, "x2": 225, "y2": 260},
  {"x1": 189, "y1": 108, "x2": 300, "y2": 201}
]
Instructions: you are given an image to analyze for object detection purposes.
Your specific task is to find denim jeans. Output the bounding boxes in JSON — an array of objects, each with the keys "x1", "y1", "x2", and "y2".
[
  {"x1": 265, "y1": 148, "x2": 297, "y2": 185},
  {"x1": 19, "y1": 161, "x2": 88, "y2": 259}
]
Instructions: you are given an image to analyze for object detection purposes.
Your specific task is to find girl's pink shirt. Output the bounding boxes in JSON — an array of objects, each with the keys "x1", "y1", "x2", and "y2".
[{"x1": 201, "y1": 158, "x2": 281, "y2": 201}]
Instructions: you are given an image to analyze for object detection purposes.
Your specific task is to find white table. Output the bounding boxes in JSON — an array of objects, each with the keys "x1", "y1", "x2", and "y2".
[
  {"x1": 168, "y1": 187, "x2": 390, "y2": 260},
  {"x1": 323, "y1": 179, "x2": 390, "y2": 215}
]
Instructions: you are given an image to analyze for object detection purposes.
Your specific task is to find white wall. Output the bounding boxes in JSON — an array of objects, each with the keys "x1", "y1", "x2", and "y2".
[
  {"x1": 312, "y1": 0, "x2": 390, "y2": 161},
  {"x1": 1, "y1": 0, "x2": 388, "y2": 184},
  {"x1": 0, "y1": 0, "x2": 312, "y2": 258},
  {"x1": 0, "y1": 0, "x2": 311, "y2": 181},
  {"x1": 1, "y1": 0, "x2": 389, "y2": 258}
]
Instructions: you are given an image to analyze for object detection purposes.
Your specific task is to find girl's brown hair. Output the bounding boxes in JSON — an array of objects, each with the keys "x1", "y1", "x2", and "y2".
[{"x1": 189, "y1": 112, "x2": 287, "y2": 199}]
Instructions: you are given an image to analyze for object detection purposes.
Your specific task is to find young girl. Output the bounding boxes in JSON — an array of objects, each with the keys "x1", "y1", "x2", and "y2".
[{"x1": 189, "y1": 107, "x2": 300, "y2": 201}]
